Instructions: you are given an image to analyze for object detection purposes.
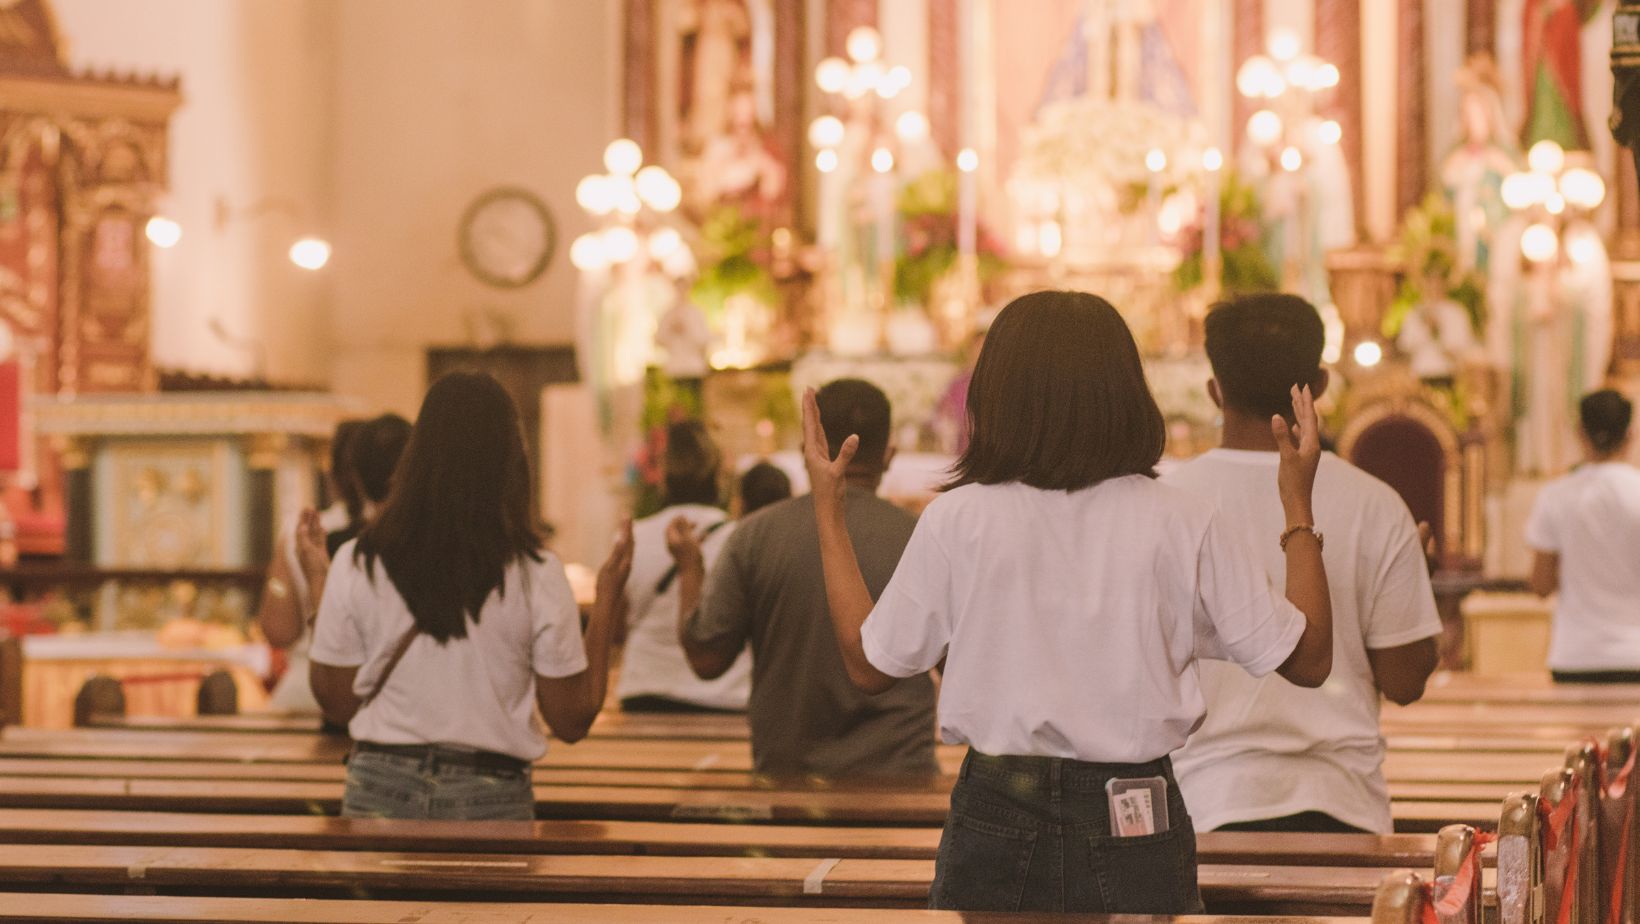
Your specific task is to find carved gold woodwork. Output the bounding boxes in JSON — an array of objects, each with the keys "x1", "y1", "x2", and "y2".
[
  {"x1": 1325, "y1": 244, "x2": 1399, "y2": 346},
  {"x1": 1336, "y1": 364, "x2": 1488, "y2": 570}
]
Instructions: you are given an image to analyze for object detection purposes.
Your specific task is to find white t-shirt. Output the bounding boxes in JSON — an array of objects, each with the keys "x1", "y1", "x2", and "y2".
[
  {"x1": 860, "y1": 476, "x2": 1307, "y2": 764},
  {"x1": 308, "y1": 539, "x2": 588, "y2": 761},
  {"x1": 266, "y1": 503, "x2": 350, "y2": 712},
  {"x1": 615, "y1": 504, "x2": 750, "y2": 710},
  {"x1": 1163, "y1": 450, "x2": 1441, "y2": 833},
  {"x1": 1525, "y1": 462, "x2": 1640, "y2": 671}
]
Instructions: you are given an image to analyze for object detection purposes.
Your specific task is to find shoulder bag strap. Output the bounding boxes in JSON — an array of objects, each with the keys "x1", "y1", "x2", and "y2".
[{"x1": 360, "y1": 625, "x2": 419, "y2": 707}]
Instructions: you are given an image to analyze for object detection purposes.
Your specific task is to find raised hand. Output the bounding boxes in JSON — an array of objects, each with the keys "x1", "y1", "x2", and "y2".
[
  {"x1": 1272, "y1": 384, "x2": 1322, "y2": 522},
  {"x1": 596, "y1": 517, "x2": 636, "y2": 610},
  {"x1": 664, "y1": 515, "x2": 703, "y2": 571},
  {"x1": 801, "y1": 387, "x2": 855, "y2": 516},
  {"x1": 293, "y1": 508, "x2": 331, "y2": 589}
]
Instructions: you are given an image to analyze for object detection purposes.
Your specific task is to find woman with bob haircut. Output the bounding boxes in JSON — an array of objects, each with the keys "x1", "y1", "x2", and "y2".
[
  {"x1": 301, "y1": 371, "x2": 634, "y2": 820},
  {"x1": 802, "y1": 290, "x2": 1332, "y2": 912}
]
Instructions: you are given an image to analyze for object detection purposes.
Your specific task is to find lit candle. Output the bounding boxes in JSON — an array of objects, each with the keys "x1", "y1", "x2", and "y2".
[
  {"x1": 1203, "y1": 147, "x2": 1223, "y2": 294},
  {"x1": 1146, "y1": 148, "x2": 1167, "y2": 243},
  {"x1": 957, "y1": 148, "x2": 978, "y2": 258},
  {"x1": 872, "y1": 147, "x2": 896, "y2": 269}
]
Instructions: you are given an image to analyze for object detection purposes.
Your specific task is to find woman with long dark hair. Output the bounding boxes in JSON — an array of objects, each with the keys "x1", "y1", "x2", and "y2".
[
  {"x1": 301, "y1": 371, "x2": 633, "y2": 820},
  {"x1": 803, "y1": 290, "x2": 1333, "y2": 911}
]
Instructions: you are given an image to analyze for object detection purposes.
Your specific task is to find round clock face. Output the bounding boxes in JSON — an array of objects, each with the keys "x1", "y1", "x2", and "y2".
[{"x1": 459, "y1": 187, "x2": 555, "y2": 289}]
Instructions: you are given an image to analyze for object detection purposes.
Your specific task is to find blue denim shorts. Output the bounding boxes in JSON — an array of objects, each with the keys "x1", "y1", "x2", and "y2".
[
  {"x1": 341, "y1": 746, "x2": 534, "y2": 821},
  {"x1": 929, "y1": 749, "x2": 1204, "y2": 913}
]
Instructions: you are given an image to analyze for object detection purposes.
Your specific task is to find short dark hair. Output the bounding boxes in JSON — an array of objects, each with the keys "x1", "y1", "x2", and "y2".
[
  {"x1": 1204, "y1": 293, "x2": 1326, "y2": 420},
  {"x1": 1581, "y1": 389, "x2": 1634, "y2": 455},
  {"x1": 350, "y1": 413, "x2": 413, "y2": 505},
  {"x1": 815, "y1": 379, "x2": 893, "y2": 470},
  {"x1": 664, "y1": 420, "x2": 722, "y2": 507},
  {"x1": 358, "y1": 372, "x2": 540, "y2": 643},
  {"x1": 738, "y1": 462, "x2": 791, "y2": 515},
  {"x1": 946, "y1": 290, "x2": 1165, "y2": 492}
]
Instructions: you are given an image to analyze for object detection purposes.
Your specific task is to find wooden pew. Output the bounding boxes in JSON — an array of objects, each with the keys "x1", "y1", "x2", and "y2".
[
  {"x1": 0, "y1": 842, "x2": 1436, "y2": 914},
  {"x1": 0, "y1": 807, "x2": 1450, "y2": 867},
  {"x1": 0, "y1": 893, "x2": 1377, "y2": 923}
]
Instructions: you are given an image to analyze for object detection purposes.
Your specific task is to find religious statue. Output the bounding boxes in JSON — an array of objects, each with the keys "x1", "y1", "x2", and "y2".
[
  {"x1": 1521, "y1": 0, "x2": 1603, "y2": 150},
  {"x1": 691, "y1": 88, "x2": 788, "y2": 223},
  {"x1": 655, "y1": 279, "x2": 713, "y2": 386},
  {"x1": 1396, "y1": 270, "x2": 1482, "y2": 383},
  {"x1": 1440, "y1": 56, "x2": 1520, "y2": 279},
  {"x1": 678, "y1": 0, "x2": 751, "y2": 153}
]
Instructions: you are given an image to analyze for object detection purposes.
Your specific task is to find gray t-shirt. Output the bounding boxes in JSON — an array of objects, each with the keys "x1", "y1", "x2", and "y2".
[{"x1": 688, "y1": 487, "x2": 938, "y2": 780}]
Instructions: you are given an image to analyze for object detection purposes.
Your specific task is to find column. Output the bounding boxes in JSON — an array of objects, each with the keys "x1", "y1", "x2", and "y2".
[
  {"x1": 1315, "y1": 0, "x2": 1364, "y2": 240},
  {"x1": 1361, "y1": 0, "x2": 1399, "y2": 241},
  {"x1": 1232, "y1": 0, "x2": 1265, "y2": 151},
  {"x1": 1396, "y1": 0, "x2": 1427, "y2": 218}
]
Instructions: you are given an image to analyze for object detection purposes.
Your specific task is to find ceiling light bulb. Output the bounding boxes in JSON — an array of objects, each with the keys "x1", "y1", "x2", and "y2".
[
  {"x1": 846, "y1": 26, "x2": 882, "y2": 63},
  {"x1": 957, "y1": 148, "x2": 979, "y2": 173},
  {"x1": 1527, "y1": 140, "x2": 1565, "y2": 176},
  {"x1": 602, "y1": 138, "x2": 643, "y2": 176},
  {"x1": 144, "y1": 216, "x2": 181, "y2": 249},
  {"x1": 815, "y1": 57, "x2": 850, "y2": 94}
]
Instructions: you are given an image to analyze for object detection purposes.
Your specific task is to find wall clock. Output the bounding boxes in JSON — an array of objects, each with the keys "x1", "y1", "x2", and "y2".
[{"x1": 458, "y1": 186, "x2": 555, "y2": 289}]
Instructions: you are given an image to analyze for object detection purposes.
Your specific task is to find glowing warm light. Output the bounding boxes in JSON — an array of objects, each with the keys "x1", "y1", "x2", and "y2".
[
  {"x1": 1285, "y1": 56, "x2": 1319, "y2": 91},
  {"x1": 1248, "y1": 109, "x2": 1283, "y2": 146},
  {"x1": 895, "y1": 110, "x2": 930, "y2": 141},
  {"x1": 576, "y1": 175, "x2": 614, "y2": 215},
  {"x1": 871, "y1": 147, "x2": 894, "y2": 173},
  {"x1": 1268, "y1": 27, "x2": 1302, "y2": 62},
  {"x1": 1559, "y1": 167, "x2": 1607, "y2": 210},
  {"x1": 844, "y1": 62, "x2": 882, "y2": 99},
  {"x1": 957, "y1": 148, "x2": 979, "y2": 173},
  {"x1": 1566, "y1": 225, "x2": 1603, "y2": 265},
  {"x1": 1236, "y1": 55, "x2": 1284, "y2": 99},
  {"x1": 878, "y1": 66, "x2": 913, "y2": 99},
  {"x1": 602, "y1": 139, "x2": 643, "y2": 176},
  {"x1": 145, "y1": 216, "x2": 181, "y2": 249},
  {"x1": 635, "y1": 166, "x2": 681, "y2": 212},
  {"x1": 601, "y1": 226, "x2": 640, "y2": 263},
  {"x1": 609, "y1": 176, "x2": 641, "y2": 215},
  {"x1": 808, "y1": 115, "x2": 845, "y2": 149},
  {"x1": 1280, "y1": 146, "x2": 1304, "y2": 172},
  {"x1": 1545, "y1": 192, "x2": 1566, "y2": 216},
  {"x1": 1500, "y1": 173, "x2": 1535, "y2": 210},
  {"x1": 1038, "y1": 220, "x2": 1063, "y2": 257},
  {"x1": 646, "y1": 226, "x2": 683, "y2": 260},
  {"x1": 289, "y1": 237, "x2": 331, "y2": 270},
  {"x1": 1521, "y1": 222, "x2": 1559, "y2": 263},
  {"x1": 1145, "y1": 148, "x2": 1167, "y2": 173},
  {"x1": 815, "y1": 149, "x2": 839, "y2": 173},
  {"x1": 569, "y1": 232, "x2": 608, "y2": 271},
  {"x1": 815, "y1": 57, "x2": 850, "y2": 94},
  {"x1": 1202, "y1": 147, "x2": 1224, "y2": 172},
  {"x1": 1527, "y1": 140, "x2": 1565, "y2": 175},
  {"x1": 846, "y1": 26, "x2": 882, "y2": 63},
  {"x1": 1314, "y1": 63, "x2": 1341, "y2": 89},
  {"x1": 1353, "y1": 341, "x2": 1383, "y2": 368},
  {"x1": 1316, "y1": 120, "x2": 1343, "y2": 146}
]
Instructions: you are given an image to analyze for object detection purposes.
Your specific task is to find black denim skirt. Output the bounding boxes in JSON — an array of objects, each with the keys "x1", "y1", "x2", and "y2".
[{"x1": 929, "y1": 749, "x2": 1204, "y2": 913}]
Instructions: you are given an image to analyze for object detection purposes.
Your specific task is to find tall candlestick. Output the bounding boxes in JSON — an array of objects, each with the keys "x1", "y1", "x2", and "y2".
[
  {"x1": 872, "y1": 147, "x2": 896, "y2": 271},
  {"x1": 1203, "y1": 147, "x2": 1223, "y2": 295},
  {"x1": 1145, "y1": 148, "x2": 1166, "y2": 245},
  {"x1": 957, "y1": 148, "x2": 978, "y2": 258}
]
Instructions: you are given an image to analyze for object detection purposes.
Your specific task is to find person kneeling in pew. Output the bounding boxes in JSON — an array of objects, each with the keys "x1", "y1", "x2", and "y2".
[
  {"x1": 1163, "y1": 294, "x2": 1441, "y2": 835},
  {"x1": 300, "y1": 371, "x2": 635, "y2": 820},
  {"x1": 666, "y1": 379, "x2": 940, "y2": 781}
]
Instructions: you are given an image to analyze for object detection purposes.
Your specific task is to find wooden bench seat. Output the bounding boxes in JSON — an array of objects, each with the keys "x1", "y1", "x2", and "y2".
[
  {"x1": 0, "y1": 774, "x2": 1505, "y2": 831},
  {"x1": 0, "y1": 807, "x2": 1450, "y2": 867},
  {"x1": 0, "y1": 892, "x2": 1378, "y2": 923},
  {"x1": 0, "y1": 843, "x2": 1468, "y2": 914}
]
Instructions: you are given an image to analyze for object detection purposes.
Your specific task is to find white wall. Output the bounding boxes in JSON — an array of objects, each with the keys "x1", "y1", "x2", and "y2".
[
  {"x1": 327, "y1": 0, "x2": 620, "y2": 417},
  {"x1": 52, "y1": 0, "x2": 337, "y2": 385}
]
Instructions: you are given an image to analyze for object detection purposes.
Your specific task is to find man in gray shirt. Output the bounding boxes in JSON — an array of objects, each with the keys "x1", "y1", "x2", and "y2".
[{"x1": 665, "y1": 379, "x2": 938, "y2": 780}]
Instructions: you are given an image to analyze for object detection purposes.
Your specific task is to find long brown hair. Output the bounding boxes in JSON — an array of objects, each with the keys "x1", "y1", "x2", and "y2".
[
  {"x1": 356, "y1": 372, "x2": 541, "y2": 642},
  {"x1": 945, "y1": 290, "x2": 1165, "y2": 492}
]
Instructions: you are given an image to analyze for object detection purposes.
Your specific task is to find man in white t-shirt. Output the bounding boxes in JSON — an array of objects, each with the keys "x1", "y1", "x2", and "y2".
[
  {"x1": 1527, "y1": 389, "x2": 1640, "y2": 683},
  {"x1": 1164, "y1": 294, "x2": 1441, "y2": 834},
  {"x1": 615, "y1": 421, "x2": 750, "y2": 712}
]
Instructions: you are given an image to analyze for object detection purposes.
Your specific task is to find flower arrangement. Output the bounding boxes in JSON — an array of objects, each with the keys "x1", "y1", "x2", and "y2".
[
  {"x1": 628, "y1": 367, "x2": 706, "y2": 518},
  {"x1": 1171, "y1": 171, "x2": 1280, "y2": 296},
  {"x1": 1012, "y1": 97, "x2": 1209, "y2": 209},
  {"x1": 690, "y1": 203, "x2": 778, "y2": 322},
  {"x1": 1381, "y1": 192, "x2": 1485, "y2": 339},
  {"x1": 891, "y1": 170, "x2": 1006, "y2": 305}
]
